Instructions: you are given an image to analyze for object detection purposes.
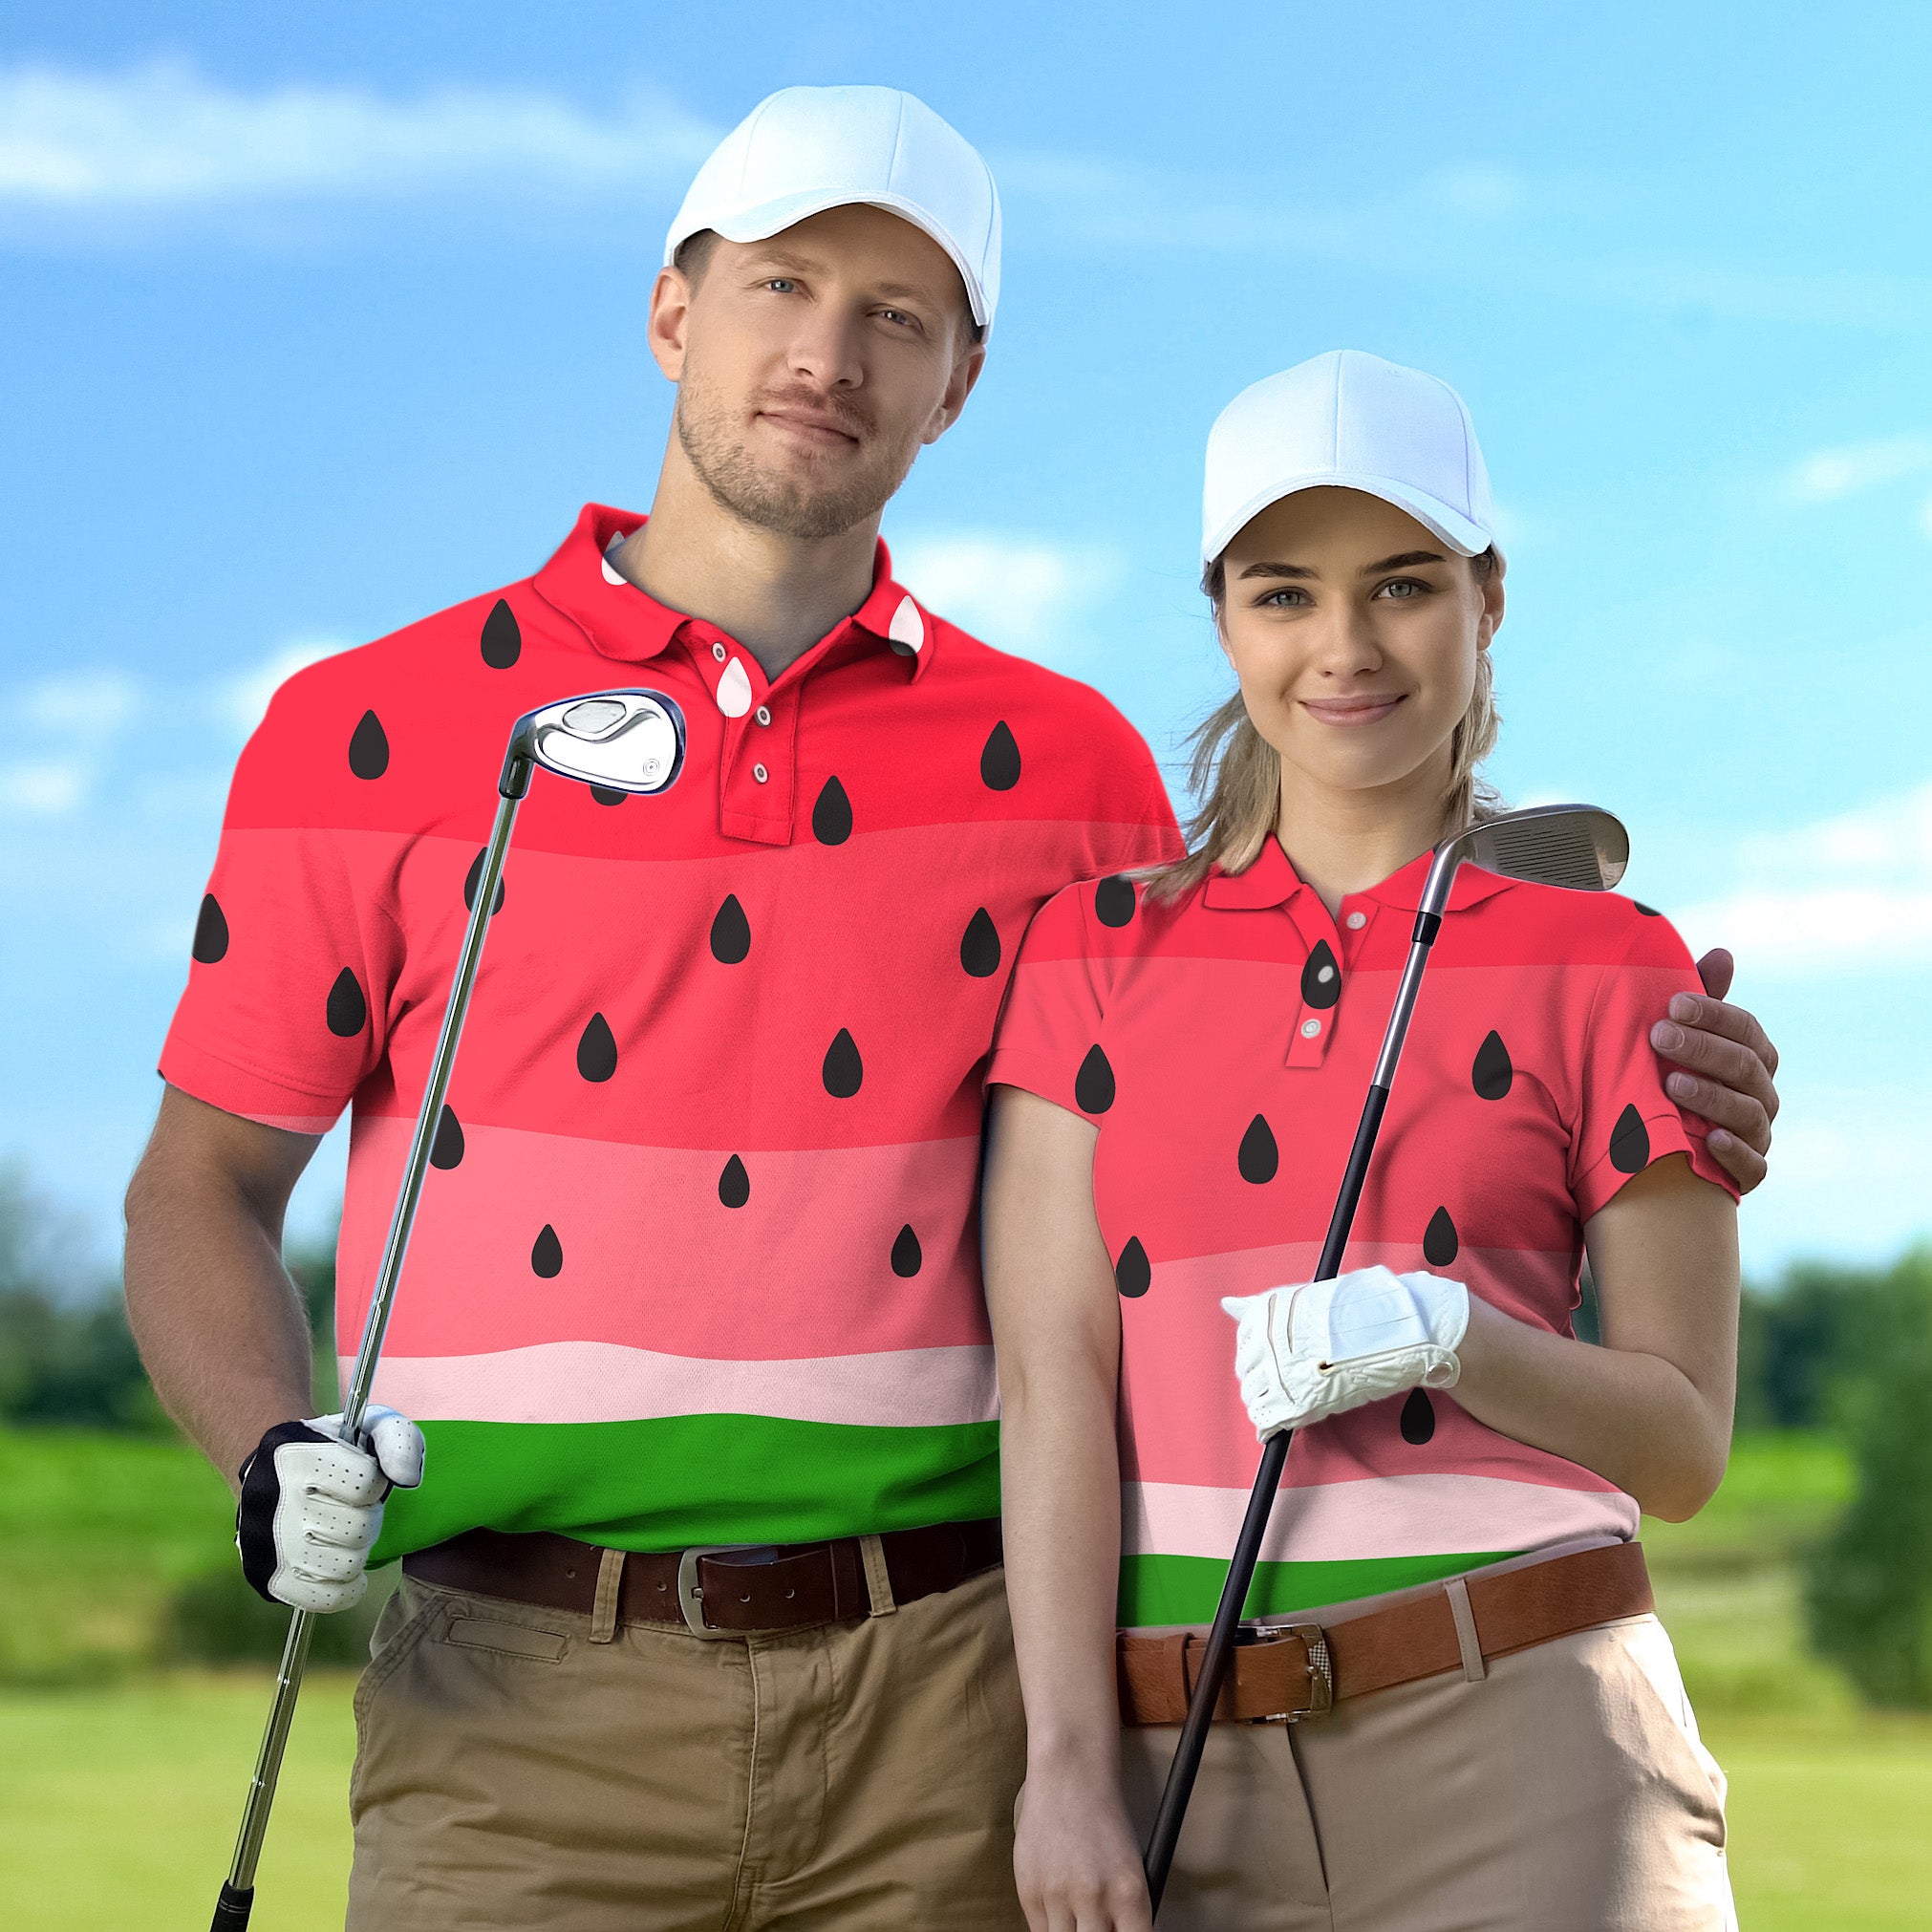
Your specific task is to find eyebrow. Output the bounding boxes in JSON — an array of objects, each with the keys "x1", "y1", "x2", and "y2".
[
  {"x1": 1234, "y1": 548, "x2": 1449, "y2": 583},
  {"x1": 741, "y1": 248, "x2": 940, "y2": 310}
]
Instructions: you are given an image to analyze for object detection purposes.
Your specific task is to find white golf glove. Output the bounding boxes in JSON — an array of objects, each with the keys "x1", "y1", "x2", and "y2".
[
  {"x1": 1221, "y1": 1266, "x2": 1470, "y2": 1442},
  {"x1": 235, "y1": 1406, "x2": 425, "y2": 1612}
]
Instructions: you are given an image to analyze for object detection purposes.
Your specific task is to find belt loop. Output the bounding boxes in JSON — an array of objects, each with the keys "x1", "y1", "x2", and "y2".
[
  {"x1": 859, "y1": 1534, "x2": 898, "y2": 1616},
  {"x1": 1445, "y1": 1577, "x2": 1486, "y2": 1682},
  {"x1": 590, "y1": 1546, "x2": 627, "y2": 1643}
]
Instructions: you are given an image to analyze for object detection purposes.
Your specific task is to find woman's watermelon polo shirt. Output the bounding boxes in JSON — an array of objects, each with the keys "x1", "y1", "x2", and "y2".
[
  {"x1": 160, "y1": 503, "x2": 1181, "y2": 1562},
  {"x1": 986, "y1": 834, "x2": 1739, "y2": 1629}
]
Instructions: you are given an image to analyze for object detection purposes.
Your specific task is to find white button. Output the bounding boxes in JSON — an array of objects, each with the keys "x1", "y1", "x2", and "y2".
[
  {"x1": 753, "y1": 763, "x2": 769, "y2": 784},
  {"x1": 1300, "y1": 1018, "x2": 1322, "y2": 1039},
  {"x1": 1317, "y1": 964, "x2": 1336, "y2": 983},
  {"x1": 1346, "y1": 911, "x2": 1367, "y2": 930},
  {"x1": 712, "y1": 641, "x2": 727, "y2": 662},
  {"x1": 756, "y1": 706, "x2": 771, "y2": 726}
]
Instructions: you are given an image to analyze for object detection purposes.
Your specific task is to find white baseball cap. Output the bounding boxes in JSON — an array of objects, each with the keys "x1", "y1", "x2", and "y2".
[
  {"x1": 1202, "y1": 350, "x2": 1498, "y2": 568},
  {"x1": 664, "y1": 86, "x2": 1001, "y2": 331}
]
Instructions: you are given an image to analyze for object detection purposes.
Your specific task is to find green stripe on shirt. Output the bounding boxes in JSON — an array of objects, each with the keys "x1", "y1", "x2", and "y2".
[
  {"x1": 371, "y1": 1411, "x2": 1000, "y2": 1564},
  {"x1": 1119, "y1": 1549, "x2": 1518, "y2": 1627}
]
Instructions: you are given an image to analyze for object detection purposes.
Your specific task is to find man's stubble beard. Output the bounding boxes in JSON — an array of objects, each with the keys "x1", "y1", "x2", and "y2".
[{"x1": 676, "y1": 372, "x2": 925, "y2": 543}]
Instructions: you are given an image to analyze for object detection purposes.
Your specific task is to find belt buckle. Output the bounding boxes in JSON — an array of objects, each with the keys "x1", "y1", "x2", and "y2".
[
  {"x1": 676, "y1": 1545, "x2": 765, "y2": 1638},
  {"x1": 1252, "y1": 1621, "x2": 1334, "y2": 1723}
]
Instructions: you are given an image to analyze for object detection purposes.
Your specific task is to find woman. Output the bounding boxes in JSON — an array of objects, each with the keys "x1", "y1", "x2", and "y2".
[{"x1": 983, "y1": 350, "x2": 1741, "y2": 1930}]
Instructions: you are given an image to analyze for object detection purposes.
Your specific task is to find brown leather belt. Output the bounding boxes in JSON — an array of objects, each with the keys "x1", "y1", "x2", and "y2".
[
  {"x1": 1117, "y1": 1541, "x2": 1652, "y2": 1725},
  {"x1": 404, "y1": 1518, "x2": 1002, "y2": 1637}
]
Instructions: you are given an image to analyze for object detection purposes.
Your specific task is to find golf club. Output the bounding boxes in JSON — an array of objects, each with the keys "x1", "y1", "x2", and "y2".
[
  {"x1": 1142, "y1": 803, "x2": 1630, "y2": 1913},
  {"x1": 210, "y1": 689, "x2": 687, "y2": 1931}
]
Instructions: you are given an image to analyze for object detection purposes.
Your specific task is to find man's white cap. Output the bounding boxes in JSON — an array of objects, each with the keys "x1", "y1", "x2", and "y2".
[
  {"x1": 664, "y1": 86, "x2": 1001, "y2": 331},
  {"x1": 1202, "y1": 350, "x2": 1497, "y2": 567}
]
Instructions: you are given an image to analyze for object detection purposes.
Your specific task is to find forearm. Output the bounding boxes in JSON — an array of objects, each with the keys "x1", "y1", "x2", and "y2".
[
  {"x1": 1000, "y1": 1355, "x2": 1128, "y2": 1776},
  {"x1": 123, "y1": 1112, "x2": 315, "y2": 1486},
  {"x1": 1453, "y1": 1296, "x2": 1731, "y2": 1520}
]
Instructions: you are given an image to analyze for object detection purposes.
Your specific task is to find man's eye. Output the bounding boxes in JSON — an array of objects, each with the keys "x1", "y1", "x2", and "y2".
[
  {"x1": 763, "y1": 278, "x2": 798, "y2": 294},
  {"x1": 879, "y1": 308, "x2": 917, "y2": 329}
]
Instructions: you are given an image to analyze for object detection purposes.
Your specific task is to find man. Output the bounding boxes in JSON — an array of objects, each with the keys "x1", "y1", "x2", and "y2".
[{"x1": 123, "y1": 86, "x2": 1781, "y2": 1929}]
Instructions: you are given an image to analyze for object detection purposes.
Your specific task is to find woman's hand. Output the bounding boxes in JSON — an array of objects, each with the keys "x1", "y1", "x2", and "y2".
[{"x1": 1015, "y1": 1763, "x2": 1153, "y2": 1932}]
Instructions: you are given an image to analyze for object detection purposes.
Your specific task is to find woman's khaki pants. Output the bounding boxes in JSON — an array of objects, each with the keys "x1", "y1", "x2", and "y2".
[{"x1": 1120, "y1": 1613, "x2": 1735, "y2": 1932}]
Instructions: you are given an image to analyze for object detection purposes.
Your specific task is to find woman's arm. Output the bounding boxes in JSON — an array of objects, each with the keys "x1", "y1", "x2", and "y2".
[
  {"x1": 1451, "y1": 1153, "x2": 1740, "y2": 1520},
  {"x1": 984, "y1": 1084, "x2": 1153, "y2": 1932}
]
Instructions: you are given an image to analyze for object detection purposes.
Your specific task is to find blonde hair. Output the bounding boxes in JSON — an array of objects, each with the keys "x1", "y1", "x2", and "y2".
[{"x1": 1152, "y1": 549, "x2": 1503, "y2": 899}]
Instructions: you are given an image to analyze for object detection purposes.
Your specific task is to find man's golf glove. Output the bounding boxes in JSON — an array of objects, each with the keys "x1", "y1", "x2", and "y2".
[
  {"x1": 235, "y1": 1406, "x2": 425, "y2": 1612},
  {"x1": 1222, "y1": 1266, "x2": 1470, "y2": 1441}
]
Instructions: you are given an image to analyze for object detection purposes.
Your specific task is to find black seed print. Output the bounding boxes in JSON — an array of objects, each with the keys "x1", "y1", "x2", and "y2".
[
  {"x1": 590, "y1": 785, "x2": 627, "y2": 807},
  {"x1": 191, "y1": 893, "x2": 229, "y2": 963},
  {"x1": 1237, "y1": 1114, "x2": 1279, "y2": 1184},
  {"x1": 979, "y1": 721, "x2": 1021, "y2": 791},
  {"x1": 347, "y1": 710, "x2": 390, "y2": 780},
  {"x1": 823, "y1": 1028, "x2": 864, "y2": 1098},
  {"x1": 1634, "y1": 902, "x2": 1661, "y2": 917},
  {"x1": 710, "y1": 895, "x2": 752, "y2": 965},
  {"x1": 429, "y1": 1106, "x2": 464, "y2": 1170},
  {"x1": 325, "y1": 968, "x2": 367, "y2": 1038},
  {"x1": 1114, "y1": 1237, "x2": 1151, "y2": 1299},
  {"x1": 959, "y1": 908, "x2": 1001, "y2": 977},
  {"x1": 812, "y1": 776, "x2": 853, "y2": 845},
  {"x1": 719, "y1": 1156, "x2": 750, "y2": 1209},
  {"x1": 1400, "y1": 1388, "x2": 1436, "y2": 1445},
  {"x1": 1074, "y1": 1044, "x2": 1116, "y2": 1114},
  {"x1": 1300, "y1": 940, "x2": 1342, "y2": 1010},
  {"x1": 1423, "y1": 1206, "x2": 1459, "y2": 1267},
  {"x1": 1610, "y1": 1105, "x2": 1651, "y2": 1174},
  {"x1": 1471, "y1": 1030, "x2": 1514, "y2": 1101},
  {"x1": 530, "y1": 1225, "x2": 563, "y2": 1278},
  {"x1": 462, "y1": 849, "x2": 505, "y2": 916},
  {"x1": 576, "y1": 1013, "x2": 618, "y2": 1083},
  {"x1": 480, "y1": 597, "x2": 522, "y2": 668},
  {"x1": 891, "y1": 1225, "x2": 924, "y2": 1277},
  {"x1": 1095, "y1": 874, "x2": 1137, "y2": 928}
]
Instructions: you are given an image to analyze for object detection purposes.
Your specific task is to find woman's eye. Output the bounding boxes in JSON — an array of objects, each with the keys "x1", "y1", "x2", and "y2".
[
  {"x1": 1375, "y1": 578, "x2": 1428, "y2": 600},
  {"x1": 1259, "y1": 587, "x2": 1310, "y2": 608}
]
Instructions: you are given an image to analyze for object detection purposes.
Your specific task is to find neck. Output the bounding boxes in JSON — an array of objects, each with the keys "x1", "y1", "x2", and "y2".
[
  {"x1": 615, "y1": 428, "x2": 882, "y2": 681},
  {"x1": 1273, "y1": 752, "x2": 1454, "y2": 916}
]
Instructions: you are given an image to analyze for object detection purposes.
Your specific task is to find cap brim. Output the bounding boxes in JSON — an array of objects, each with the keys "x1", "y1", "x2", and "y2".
[
  {"x1": 1204, "y1": 473, "x2": 1495, "y2": 568},
  {"x1": 666, "y1": 189, "x2": 991, "y2": 330}
]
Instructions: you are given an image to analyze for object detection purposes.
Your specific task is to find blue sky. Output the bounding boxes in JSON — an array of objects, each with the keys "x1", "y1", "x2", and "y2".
[{"x1": 4, "y1": 2, "x2": 1929, "y2": 1276}]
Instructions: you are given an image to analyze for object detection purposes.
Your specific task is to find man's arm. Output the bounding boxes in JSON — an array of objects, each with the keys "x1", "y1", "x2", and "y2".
[
  {"x1": 123, "y1": 1084, "x2": 321, "y2": 1488},
  {"x1": 1656, "y1": 949, "x2": 1780, "y2": 1194}
]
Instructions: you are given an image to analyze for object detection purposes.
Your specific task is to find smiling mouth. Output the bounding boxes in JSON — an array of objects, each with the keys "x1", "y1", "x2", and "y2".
[
  {"x1": 757, "y1": 408, "x2": 862, "y2": 448},
  {"x1": 1300, "y1": 695, "x2": 1407, "y2": 725}
]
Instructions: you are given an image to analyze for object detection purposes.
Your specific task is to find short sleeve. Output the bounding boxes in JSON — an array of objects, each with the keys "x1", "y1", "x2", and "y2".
[
  {"x1": 1570, "y1": 906, "x2": 1742, "y2": 1220},
  {"x1": 158, "y1": 674, "x2": 403, "y2": 1134},
  {"x1": 986, "y1": 881, "x2": 1115, "y2": 1122}
]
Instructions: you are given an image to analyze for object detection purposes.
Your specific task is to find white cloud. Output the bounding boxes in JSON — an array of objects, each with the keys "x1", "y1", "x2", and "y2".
[
  {"x1": 2, "y1": 762, "x2": 89, "y2": 815},
  {"x1": 0, "y1": 59, "x2": 715, "y2": 208},
  {"x1": 1780, "y1": 437, "x2": 1932, "y2": 504},
  {"x1": 891, "y1": 532, "x2": 1118, "y2": 667},
  {"x1": 1672, "y1": 781, "x2": 1932, "y2": 975},
  {"x1": 23, "y1": 667, "x2": 140, "y2": 740},
  {"x1": 215, "y1": 638, "x2": 349, "y2": 737}
]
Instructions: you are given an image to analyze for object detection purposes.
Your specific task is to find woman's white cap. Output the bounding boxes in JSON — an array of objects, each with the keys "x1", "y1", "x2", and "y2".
[
  {"x1": 1202, "y1": 350, "x2": 1497, "y2": 567},
  {"x1": 664, "y1": 86, "x2": 1001, "y2": 331}
]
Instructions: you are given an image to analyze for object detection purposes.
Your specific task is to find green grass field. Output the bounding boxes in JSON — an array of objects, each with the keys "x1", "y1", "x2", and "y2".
[{"x1": 2, "y1": 1425, "x2": 1928, "y2": 1927}]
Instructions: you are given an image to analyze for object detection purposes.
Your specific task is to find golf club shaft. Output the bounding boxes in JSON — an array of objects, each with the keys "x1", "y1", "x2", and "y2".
[
  {"x1": 1144, "y1": 918, "x2": 1443, "y2": 1911},
  {"x1": 214, "y1": 789, "x2": 522, "y2": 1924}
]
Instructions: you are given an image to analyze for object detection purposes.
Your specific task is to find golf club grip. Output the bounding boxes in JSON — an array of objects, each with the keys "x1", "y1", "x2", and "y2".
[
  {"x1": 211, "y1": 1880, "x2": 253, "y2": 1928},
  {"x1": 1144, "y1": 1083, "x2": 1393, "y2": 1909}
]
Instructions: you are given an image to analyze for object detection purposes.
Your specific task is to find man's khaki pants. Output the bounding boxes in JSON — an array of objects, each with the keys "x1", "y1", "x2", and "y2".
[
  {"x1": 1118, "y1": 1613, "x2": 1735, "y2": 1931},
  {"x1": 347, "y1": 1561, "x2": 1029, "y2": 1929}
]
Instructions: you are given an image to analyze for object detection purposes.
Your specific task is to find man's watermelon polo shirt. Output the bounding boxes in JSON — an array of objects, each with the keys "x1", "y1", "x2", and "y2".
[{"x1": 161, "y1": 503, "x2": 1183, "y2": 1561}]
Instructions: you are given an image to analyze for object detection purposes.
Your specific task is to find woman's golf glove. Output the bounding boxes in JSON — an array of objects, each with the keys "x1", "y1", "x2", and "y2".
[
  {"x1": 1222, "y1": 1266, "x2": 1470, "y2": 1441},
  {"x1": 235, "y1": 1407, "x2": 425, "y2": 1612}
]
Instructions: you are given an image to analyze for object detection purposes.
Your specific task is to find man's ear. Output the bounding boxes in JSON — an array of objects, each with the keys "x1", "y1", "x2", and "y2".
[
  {"x1": 648, "y1": 267, "x2": 695, "y2": 382},
  {"x1": 921, "y1": 342, "x2": 987, "y2": 447}
]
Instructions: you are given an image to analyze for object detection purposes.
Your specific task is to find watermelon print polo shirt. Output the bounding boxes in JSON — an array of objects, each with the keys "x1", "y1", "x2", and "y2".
[
  {"x1": 987, "y1": 836, "x2": 1739, "y2": 1629},
  {"x1": 161, "y1": 503, "x2": 1180, "y2": 1561}
]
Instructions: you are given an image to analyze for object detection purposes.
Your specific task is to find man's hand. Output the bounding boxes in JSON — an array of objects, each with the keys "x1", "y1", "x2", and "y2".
[
  {"x1": 235, "y1": 1406, "x2": 425, "y2": 1612},
  {"x1": 1650, "y1": 949, "x2": 1779, "y2": 1194}
]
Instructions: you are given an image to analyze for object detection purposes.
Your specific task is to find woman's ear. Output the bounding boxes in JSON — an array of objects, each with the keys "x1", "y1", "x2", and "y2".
[{"x1": 1476, "y1": 563, "x2": 1506, "y2": 650}]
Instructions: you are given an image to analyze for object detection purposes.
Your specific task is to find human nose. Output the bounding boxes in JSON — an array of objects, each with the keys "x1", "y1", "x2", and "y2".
[
  {"x1": 1307, "y1": 598, "x2": 1384, "y2": 678},
  {"x1": 784, "y1": 305, "x2": 866, "y2": 392}
]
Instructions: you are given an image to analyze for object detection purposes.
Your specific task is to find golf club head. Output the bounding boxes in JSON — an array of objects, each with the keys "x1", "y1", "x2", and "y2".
[
  {"x1": 1421, "y1": 804, "x2": 1629, "y2": 916},
  {"x1": 499, "y1": 689, "x2": 687, "y2": 799}
]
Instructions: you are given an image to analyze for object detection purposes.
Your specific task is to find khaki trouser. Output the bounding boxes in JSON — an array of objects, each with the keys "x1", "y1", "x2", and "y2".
[
  {"x1": 348, "y1": 1561, "x2": 1028, "y2": 1929},
  {"x1": 1118, "y1": 1612, "x2": 1734, "y2": 1932}
]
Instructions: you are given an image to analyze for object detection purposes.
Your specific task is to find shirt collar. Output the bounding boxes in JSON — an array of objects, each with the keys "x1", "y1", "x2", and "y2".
[
  {"x1": 530, "y1": 503, "x2": 936, "y2": 677},
  {"x1": 1201, "y1": 836, "x2": 1515, "y2": 913}
]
